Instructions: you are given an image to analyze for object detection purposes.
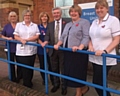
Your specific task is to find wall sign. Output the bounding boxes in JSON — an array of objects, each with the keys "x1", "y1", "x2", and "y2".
[{"x1": 80, "y1": 0, "x2": 114, "y2": 23}]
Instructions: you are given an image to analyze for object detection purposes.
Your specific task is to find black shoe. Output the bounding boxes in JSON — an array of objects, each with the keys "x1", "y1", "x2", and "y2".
[
  {"x1": 23, "y1": 82, "x2": 33, "y2": 88},
  {"x1": 61, "y1": 88, "x2": 67, "y2": 95},
  {"x1": 29, "y1": 83, "x2": 33, "y2": 88},
  {"x1": 51, "y1": 86, "x2": 60, "y2": 93},
  {"x1": 16, "y1": 78, "x2": 20, "y2": 83},
  {"x1": 11, "y1": 78, "x2": 17, "y2": 83},
  {"x1": 16, "y1": 77, "x2": 22, "y2": 83}
]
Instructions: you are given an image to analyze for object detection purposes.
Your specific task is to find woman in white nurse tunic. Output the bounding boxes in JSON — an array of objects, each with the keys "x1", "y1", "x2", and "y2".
[
  {"x1": 89, "y1": 1, "x2": 120, "y2": 96},
  {"x1": 13, "y1": 9, "x2": 40, "y2": 88}
]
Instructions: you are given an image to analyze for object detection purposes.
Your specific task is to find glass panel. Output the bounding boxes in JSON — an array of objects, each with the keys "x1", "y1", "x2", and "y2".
[
  {"x1": 64, "y1": 0, "x2": 73, "y2": 6},
  {"x1": 55, "y1": 0, "x2": 73, "y2": 18},
  {"x1": 62, "y1": 9, "x2": 70, "y2": 18},
  {"x1": 55, "y1": 0, "x2": 63, "y2": 7},
  {"x1": 55, "y1": 0, "x2": 73, "y2": 7}
]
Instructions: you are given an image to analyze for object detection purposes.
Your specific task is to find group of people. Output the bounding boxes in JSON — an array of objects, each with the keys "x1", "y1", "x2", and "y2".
[{"x1": 1, "y1": 0, "x2": 120, "y2": 96}]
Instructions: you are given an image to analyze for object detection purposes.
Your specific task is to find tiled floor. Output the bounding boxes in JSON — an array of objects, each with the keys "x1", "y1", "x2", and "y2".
[{"x1": 0, "y1": 89, "x2": 14, "y2": 96}]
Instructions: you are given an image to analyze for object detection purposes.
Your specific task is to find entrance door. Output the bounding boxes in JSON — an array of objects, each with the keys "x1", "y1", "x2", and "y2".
[{"x1": 19, "y1": 4, "x2": 30, "y2": 22}]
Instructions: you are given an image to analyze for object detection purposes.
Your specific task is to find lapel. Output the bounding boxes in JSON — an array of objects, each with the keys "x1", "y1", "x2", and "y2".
[
  {"x1": 51, "y1": 21, "x2": 55, "y2": 33},
  {"x1": 51, "y1": 21, "x2": 55, "y2": 42},
  {"x1": 61, "y1": 19, "x2": 66, "y2": 33},
  {"x1": 51, "y1": 19, "x2": 66, "y2": 43}
]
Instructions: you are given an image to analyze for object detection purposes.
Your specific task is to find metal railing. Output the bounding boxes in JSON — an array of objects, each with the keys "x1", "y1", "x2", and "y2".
[{"x1": 0, "y1": 38, "x2": 120, "y2": 96}]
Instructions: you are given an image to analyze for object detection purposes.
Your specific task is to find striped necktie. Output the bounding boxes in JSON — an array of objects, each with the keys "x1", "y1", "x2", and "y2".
[{"x1": 54, "y1": 21, "x2": 59, "y2": 44}]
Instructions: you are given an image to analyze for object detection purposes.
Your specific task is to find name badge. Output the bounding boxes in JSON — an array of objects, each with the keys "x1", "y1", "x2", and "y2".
[
  {"x1": 43, "y1": 33, "x2": 46, "y2": 35},
  {"x1": 20, "y1": 44, "x2": 24, "y2": 50}
]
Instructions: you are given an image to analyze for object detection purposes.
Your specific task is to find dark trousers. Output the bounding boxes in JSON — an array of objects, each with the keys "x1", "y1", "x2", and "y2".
[
  {"x1": 6, "y1": 53, "x2": 16, "y2": 82},
  {"x1": 50, "y1": 50, "x2": 65, "y2": 88},
  {"x1": 38, "y1": 54, "x2": 53, "y2": 84},
  {"x1": 16, "y1": 64, "x2": 22, "y2": 81},
  {"x1": 92, "y1": 63, "x2": 111, "y2": 96},
  {"x1": 16, "y1": 54, "x2": 36, "y2": 88}
]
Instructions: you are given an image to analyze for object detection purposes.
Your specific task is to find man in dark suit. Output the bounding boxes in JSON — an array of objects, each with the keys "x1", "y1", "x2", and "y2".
[{"x1": 42, "y1": 7, "x2": 70, "y2": 95}]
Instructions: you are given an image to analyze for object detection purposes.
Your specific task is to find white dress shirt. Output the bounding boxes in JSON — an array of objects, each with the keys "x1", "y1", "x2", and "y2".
[{"x1": 55, "y1": 18, "x2": 62, "y2": 40}]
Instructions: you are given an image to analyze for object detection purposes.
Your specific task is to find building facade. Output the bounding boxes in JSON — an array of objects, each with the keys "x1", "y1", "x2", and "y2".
[
  {"x1": 0, "y1": 0, "x2": 119, "y2": 28},
  {"x1": 0, "y1": 0, "x2": 33, "y2": 28},
  {"x1": 33, "y1": 0, "x2": 120, "y2": 23}
]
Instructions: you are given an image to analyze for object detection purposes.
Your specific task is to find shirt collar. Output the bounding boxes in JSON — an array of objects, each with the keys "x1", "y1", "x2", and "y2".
[
  {"x1": 22, "y1": 21, "x2": 33, "y2": 26},
  {"x1": 55, "y1": 18, "x2": 62, "y2": 23},
  {"x1": 40, "y1": 24, "x2": 47, "y2": 29},
  {"x1": 102, "y1": 13, "x2": 109, "y2": 21},
  {"x1": 96, "y1": 13, "x2": 109, "y2": 24}
]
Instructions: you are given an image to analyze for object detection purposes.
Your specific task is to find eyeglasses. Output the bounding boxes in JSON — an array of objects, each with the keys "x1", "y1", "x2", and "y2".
[
  {"x1": 10, "y1": 16, "x2": 16, "y2": 17},
  {"x1": 24, "y1": 15, "x2": 31, "y2": 17}
]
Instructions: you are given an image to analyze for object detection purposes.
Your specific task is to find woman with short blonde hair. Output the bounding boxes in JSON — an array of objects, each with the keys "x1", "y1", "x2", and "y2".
[{"x1": 1, "y1": 11, "x2": 18, "y2": 82}]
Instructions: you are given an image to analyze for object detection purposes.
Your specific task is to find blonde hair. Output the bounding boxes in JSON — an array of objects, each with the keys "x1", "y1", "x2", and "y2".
[
  {"x1": 39, "y1": 12, "x2": 49, "y2": 24},
  {"x1": 69, "y1": 4, "x2": 82, "y2": 16},
  {"x1": 95, "y1": 0, "x2": 109, "y2": 9},
  {"x1": 8, "y1": 11, "x2": 17, "y2": 21}
]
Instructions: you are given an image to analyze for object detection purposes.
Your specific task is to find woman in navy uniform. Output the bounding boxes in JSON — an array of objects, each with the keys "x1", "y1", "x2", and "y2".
[{"x1": 37, "y1": 12, "x2": 53, "y2": 85}]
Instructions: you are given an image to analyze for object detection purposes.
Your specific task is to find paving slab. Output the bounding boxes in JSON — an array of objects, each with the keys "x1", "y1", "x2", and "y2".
[
  {"x1": 0, "y1": 88, "x2": 14, "y2": 96},
  {"x1": 0, "y1": 61, "x2": 120, "y2": 96}
]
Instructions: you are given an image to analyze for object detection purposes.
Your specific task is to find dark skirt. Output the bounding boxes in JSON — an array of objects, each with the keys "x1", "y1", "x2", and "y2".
[{"x1": 64, "y1": 51, "x2": 88, "y2": 88}]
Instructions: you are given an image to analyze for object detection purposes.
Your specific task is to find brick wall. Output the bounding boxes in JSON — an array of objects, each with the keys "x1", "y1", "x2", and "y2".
[
  {"x1": 74, "y1": 0, "x2": 96, "y2": 4},
  {"x1": 0, "y1": 0, "x2": 119, "y2": 26},
  {"x1": 33, "y1": 0, "x2": 120, "y2": 24},
  {"x1": 114, "y1": 0, "x2": 119, "y2": 18},
  {"x1": 33, "y1": 0, "x2": 54, "y2": 24},
  {"x1": 0, "y1": 8, "x2": 18, "y2": 28}
]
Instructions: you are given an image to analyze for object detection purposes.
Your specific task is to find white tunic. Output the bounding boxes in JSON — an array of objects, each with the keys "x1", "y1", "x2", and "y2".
[
  {"x1": 89, "y1": 13, "x2": 120, "y2": 66},
  {"x1": 13, "y1": 21, "x2": 40, "y2": 56}
]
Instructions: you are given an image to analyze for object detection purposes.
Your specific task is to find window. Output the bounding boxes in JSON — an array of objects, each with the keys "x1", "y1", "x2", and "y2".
[
  {"x1": 54, "y1": 0, "x2": 73, "y2": 18},
  {"x1": 19, "y1": 4, "x2": 31, "y2": 22}
]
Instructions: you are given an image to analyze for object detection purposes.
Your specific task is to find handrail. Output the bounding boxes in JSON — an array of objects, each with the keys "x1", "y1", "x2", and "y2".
[{"x1": 0, "y1": 38, "x2": 120, "y2": 96}]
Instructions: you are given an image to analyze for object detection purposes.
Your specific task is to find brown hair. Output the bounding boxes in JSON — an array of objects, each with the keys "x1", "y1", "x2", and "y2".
[
  {"x1": 95, "y1": 0, "x2": 109, "y2": 9},
  {"x1": 69, "y1": 4, "x2": 82, "y2": 16},
  {"x1": 39, "y1": 12, "x2": 49, "y2": 24}
]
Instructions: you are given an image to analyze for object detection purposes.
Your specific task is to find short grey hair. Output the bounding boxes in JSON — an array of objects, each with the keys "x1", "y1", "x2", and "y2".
[
  {"x1": 22, "y1": 9, "x2": 32, "y2": 18},
  {"x1": 8, "y1": 11, "x2": 17, "y2": 21},
  {"x1": 52, "y1": 7, "x2": 62, "y2": 13}
]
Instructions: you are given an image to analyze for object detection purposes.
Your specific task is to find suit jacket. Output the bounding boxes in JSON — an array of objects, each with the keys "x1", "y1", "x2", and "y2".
[
  {"x1": 60, "y1": 18, "x2": 90, "y2": 48},
  {"x1": 44, "y1": 18, "x2": 71, "y2": 56}
]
